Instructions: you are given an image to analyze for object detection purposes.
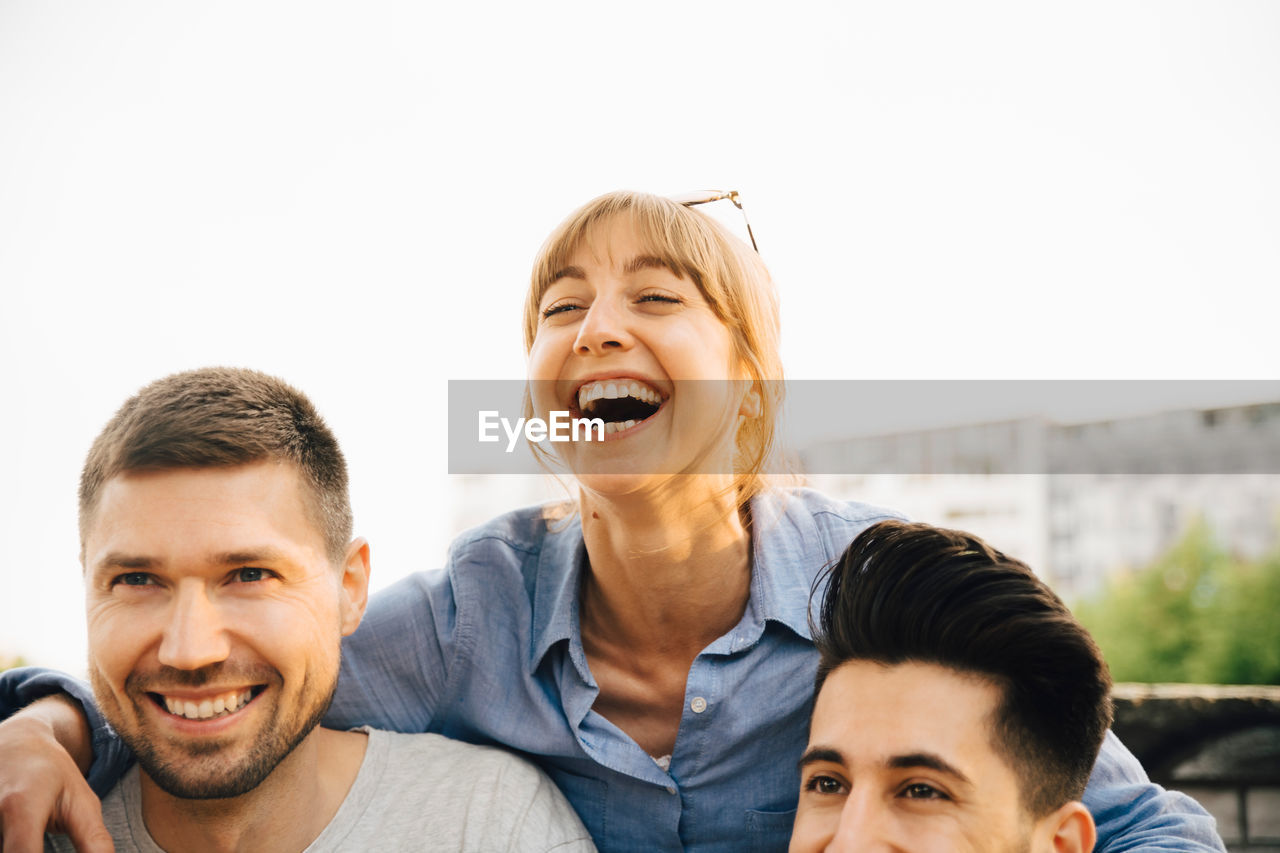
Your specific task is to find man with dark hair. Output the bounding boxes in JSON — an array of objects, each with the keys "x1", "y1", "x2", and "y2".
[
  {"x1": 23, "y1": 367, "x2": 592, "y2": 852},
  {"x1": 791, "y1": 520, "x2": 1116, "y2": 853}
]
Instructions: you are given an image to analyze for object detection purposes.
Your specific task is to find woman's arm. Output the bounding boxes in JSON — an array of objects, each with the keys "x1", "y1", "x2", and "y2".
[
  {"x1": 0, "y1": 671, "x2": 122, "y2": 853},
  {"x1": 1086, "y1": 731, "x2": 1225, "y2": 851},
  {"x1": 324, "y1": 568, "x2": 458, "y2": 733}
]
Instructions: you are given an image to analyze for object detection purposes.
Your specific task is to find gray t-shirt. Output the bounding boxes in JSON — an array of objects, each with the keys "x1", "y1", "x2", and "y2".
[{"x1": 48, "y1": 728, "x2": 595, "y2": 852}]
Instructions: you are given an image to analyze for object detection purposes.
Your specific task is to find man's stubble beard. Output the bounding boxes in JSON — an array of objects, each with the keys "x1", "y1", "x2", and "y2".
[{"x1": 92, "y1": 663, "x2": 337, "y2": 800}]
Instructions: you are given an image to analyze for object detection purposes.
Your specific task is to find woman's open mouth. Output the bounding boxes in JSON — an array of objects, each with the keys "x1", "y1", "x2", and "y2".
[{"x1": 576, "y1": 379, "x2": 664, "y2": 435}]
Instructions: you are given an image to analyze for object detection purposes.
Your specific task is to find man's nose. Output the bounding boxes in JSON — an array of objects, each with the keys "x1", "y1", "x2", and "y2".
[
  {"x1": 824, "y1": 791, "x2": 900, "y2": 853},
  {"x1": 573, "y1": 298, "x2": 634, "y2": 356},
  {"x1": 157, "y1": 582, "x2": 232, "y2": 670}
]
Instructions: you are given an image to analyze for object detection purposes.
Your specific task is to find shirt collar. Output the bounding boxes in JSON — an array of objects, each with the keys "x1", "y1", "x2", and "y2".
[
  {"x1": 528, "y1": 491, "x2": 832, "y2": 672},
  {"x1": 738, "y1": 489, "x2": 827, "y2": 645},
  {"x1": 530, "y1": 512, "x2": 590, "y2": 675}
]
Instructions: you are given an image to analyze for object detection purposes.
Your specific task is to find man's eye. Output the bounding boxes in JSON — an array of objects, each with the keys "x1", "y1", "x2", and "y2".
[
  {"x1": 901, "y1": 783, "x2": 949, "y2": 800},
  {"x1": 231, "y1": 567, "x2": 271, "y2": 583},
  {"x1": 803, "y1": 774, "x2": 846, "y2": 796},
  {"x1": 113, "y1": 572, "x2": 154, "y2": 587}
]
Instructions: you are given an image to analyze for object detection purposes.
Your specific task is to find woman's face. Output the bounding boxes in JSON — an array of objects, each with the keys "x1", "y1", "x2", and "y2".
[{"x1": 528, "y1": 214, "x2": 754, "y2": 494}]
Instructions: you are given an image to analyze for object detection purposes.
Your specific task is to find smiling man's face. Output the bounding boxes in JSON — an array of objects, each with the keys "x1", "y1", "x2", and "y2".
[
  {"x1": 791, "y1": 660, "x2": 1043, "y2": 853},
  {"x1": 83, "y1": 460, "x2": 363, "y2": 799}
]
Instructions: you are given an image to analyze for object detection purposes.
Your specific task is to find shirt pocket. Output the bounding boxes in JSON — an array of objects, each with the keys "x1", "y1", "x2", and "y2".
[{"x1": 744, "y1": 808, "x2": 796, "y2": 853}]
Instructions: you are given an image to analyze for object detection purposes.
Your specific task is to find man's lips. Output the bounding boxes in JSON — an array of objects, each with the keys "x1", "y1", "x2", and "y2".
[{"x1": 145, "y1": 685, "x2": 265, "y2": 722}]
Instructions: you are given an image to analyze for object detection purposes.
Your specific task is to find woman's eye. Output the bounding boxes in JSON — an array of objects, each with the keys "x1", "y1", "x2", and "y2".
[
  {"x1": 803, "y1": 775, "x2": 846, "y2": 796},
  {"x1": 541, "y1": 302, "x2": 582, "y2": 318},
  {"x1": 231, "y1": 567, "x2": 271, "y2": 583},
  {"x1": 901, "y1": 783, "x2": 948, "y2": 800},
  {"x1": 637, "y1": 293, "x2": 681, "y2": 306}
]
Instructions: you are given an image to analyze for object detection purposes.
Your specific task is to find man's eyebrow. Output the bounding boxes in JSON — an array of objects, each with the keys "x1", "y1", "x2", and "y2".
[
  {"x1": 213, "y1": 548, "x2": 287, "y2": 565},
  {"x1": 797, "y1": 746, "x2": 845, "y2": 771},
  {"x1": 94, "y1": 553, "x2": 156, "y2": 571},
  {"x1": 888, "y1": 752, "x2": 973, "y2": 785}
]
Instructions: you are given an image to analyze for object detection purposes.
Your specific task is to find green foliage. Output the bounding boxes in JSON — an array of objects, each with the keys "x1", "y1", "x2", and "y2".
[
  {"x1": 0, "y1": 654, "x2": 28, "y2": 673},
  {"x1": 1075, "y1": 522, "x2": 1280, "y2": 685}
]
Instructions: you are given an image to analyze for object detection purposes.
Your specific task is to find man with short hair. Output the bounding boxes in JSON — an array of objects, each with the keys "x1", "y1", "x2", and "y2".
[
  {"x1": 40, "y1": 367, "x2": 594, "y2": 852},
  {"x1": 790, "y1": 520, "x2": 1119, "y2": 853}
]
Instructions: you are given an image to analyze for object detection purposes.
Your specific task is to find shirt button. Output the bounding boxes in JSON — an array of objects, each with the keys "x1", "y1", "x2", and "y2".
[
  {"x1": 690, "y1": 697, "x2": 708, "y2": 713},
  {"x1": 666, "y1": 786, "x2": 677, "y2": 795}
]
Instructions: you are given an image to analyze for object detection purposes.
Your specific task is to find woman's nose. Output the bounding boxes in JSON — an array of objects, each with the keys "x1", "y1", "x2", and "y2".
[{"x1": 573, "y1": 298, "x2": 634, "y2": 356}]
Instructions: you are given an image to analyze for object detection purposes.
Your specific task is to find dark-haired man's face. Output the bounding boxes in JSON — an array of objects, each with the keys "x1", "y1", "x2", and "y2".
[
  {"x1": 82, "y1": 460, "x2": 367, "y2": 799},
  {"x1": 790, "y1": 661, "x2": 1094, "y2": 853}
]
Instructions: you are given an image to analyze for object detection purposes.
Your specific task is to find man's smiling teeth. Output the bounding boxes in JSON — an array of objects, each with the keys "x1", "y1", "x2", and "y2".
[
  {"x1": 162, "y1": 689, "x2": 253, "y2": 720},
  {"x1": 577, "y1": 380, "x2": 661, "y2": 409}
]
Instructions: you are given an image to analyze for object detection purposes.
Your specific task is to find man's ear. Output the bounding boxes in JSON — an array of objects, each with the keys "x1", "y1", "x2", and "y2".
[
  {"x1": 1034, "y1": 801, "x2": 1095, "y2": 853},
  {"x1": 338, "y1": 537, "x2": 372, "y2": 636}
]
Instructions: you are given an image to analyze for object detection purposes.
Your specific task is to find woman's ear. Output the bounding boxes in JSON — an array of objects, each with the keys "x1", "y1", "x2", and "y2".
[
  {"x1": 739, "y1": 382, "x2": 762, "y2": 418},
  {"x1": 1034, "y1": 801, "x2": 1096, "y2": 853},
  {"x1": 338, "y1": 537, "x2": 372, "y2": 636}
]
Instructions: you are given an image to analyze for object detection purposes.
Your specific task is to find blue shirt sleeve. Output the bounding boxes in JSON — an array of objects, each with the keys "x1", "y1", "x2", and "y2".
[
  {"x1": 0, "y1": 666, "x2": 134, "y2": 798},
  {"x1": 1086, "y1": 730, "x2": 1224, "y2": 851},
  {"x1": 323, "y1": 568, "x2": 458, "y2": 733}
]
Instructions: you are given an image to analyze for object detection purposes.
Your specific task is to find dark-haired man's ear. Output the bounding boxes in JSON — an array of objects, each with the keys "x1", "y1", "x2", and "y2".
[
  {"x1": 339, "y1": 538, "x2": 372, "y2": 635},
  {"x1": 1034, "y1": 801, "x2": 1095, "y2": 853}
]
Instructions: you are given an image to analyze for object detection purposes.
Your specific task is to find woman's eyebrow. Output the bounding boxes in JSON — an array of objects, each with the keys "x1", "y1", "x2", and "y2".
[
  {"x1": 623, "y1": 255, "x2": 677, "y2": 276},
  {"x1": 549, "y1": 265, "x2": 586, "y2": 283}
]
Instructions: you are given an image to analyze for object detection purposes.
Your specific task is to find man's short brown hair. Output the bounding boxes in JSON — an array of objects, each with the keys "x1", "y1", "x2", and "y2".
[{"x1": 79, "y1": 367, "x2": 352, "y2": 561}]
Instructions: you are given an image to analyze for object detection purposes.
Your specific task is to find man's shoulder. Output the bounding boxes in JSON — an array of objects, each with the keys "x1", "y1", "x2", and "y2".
[
  {"x1": 369, "y1": 728, "x2": 548, "y2": 783},
  {"x1": 330, "y1": 729, "x2": 593, "y2": 851}
]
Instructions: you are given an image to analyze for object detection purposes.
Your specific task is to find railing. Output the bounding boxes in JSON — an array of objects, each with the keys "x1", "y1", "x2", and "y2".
[{"x1": 1112, "y1": 684, "x2": 1280, "y2": 851}]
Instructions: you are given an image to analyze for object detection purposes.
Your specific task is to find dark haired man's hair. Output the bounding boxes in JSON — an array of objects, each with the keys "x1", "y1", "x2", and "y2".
[
  {"x1": 79, "y1": 367, "x2": 352, "y2": 562},
  {"x1": 813, "y1": 520, "x2": 1113, "y2": 817}
]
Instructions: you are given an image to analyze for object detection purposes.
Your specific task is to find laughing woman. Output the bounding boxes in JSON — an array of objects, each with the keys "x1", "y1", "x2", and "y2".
[{"x1": 0, "y1": 192, "x2": 1224, "y2": 852}]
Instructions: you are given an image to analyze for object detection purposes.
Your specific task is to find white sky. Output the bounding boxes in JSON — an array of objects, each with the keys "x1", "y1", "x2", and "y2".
[{"x1": 2, "y1": 1, "x2": 1278, "y2": 673}]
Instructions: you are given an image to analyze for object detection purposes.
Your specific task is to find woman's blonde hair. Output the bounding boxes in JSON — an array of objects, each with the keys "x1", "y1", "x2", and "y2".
[{"x1": 523, "y1": 190, "x2": 784, "y2": 505}]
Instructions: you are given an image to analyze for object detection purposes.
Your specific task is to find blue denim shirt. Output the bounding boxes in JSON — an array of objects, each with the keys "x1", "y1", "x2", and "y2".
[
  {"x1": 2, "y1": 489, "x2": 1223, "y2": 852},
  {"x1": 322, "y1": 489, "x2": 1222, "y2": 852}
]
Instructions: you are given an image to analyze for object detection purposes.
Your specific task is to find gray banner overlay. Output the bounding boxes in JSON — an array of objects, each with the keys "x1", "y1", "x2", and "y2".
[{"x1": 448, "y1": 380, "x2": 1280, "y2": 475}]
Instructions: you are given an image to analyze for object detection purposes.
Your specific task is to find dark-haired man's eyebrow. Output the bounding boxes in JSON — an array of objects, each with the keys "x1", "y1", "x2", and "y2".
[
  {"x1": 888, "y1": 752, "x2": 973, "y2": 785},
  {"x1": 549, "y1": 265, "x2": 586, "y2": 283},
  {"x1": 623, "y1": 255, "x2": 679, "y2": 276},
  {"x1": 797, "y1": 746, "x2": 845, "y2": 771}
]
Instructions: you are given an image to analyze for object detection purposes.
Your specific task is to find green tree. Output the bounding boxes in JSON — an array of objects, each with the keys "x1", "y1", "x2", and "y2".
[
  {"x1": 1075, "y1": 522, "x2": 1280, "y2": 685},
  {"x1": 0, "y1": 654, "x2": 28, "y2": 673}
]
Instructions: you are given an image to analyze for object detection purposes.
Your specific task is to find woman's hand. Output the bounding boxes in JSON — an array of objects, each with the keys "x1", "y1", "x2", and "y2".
[{"x1": 0, "y1": 695, "x2": 113, "y2": 853}]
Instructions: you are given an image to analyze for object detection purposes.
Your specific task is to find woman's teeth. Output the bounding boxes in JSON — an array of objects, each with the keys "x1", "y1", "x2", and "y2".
[
  {"x1": 605, "y1": 420, "x2": 639, "y2": 434},
  {"x1": 163, "y1": 689, "x2": 254, "y2": 720},
  {"x1": 577, "y1": 380, "x2": 661, "y2": 409}
]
